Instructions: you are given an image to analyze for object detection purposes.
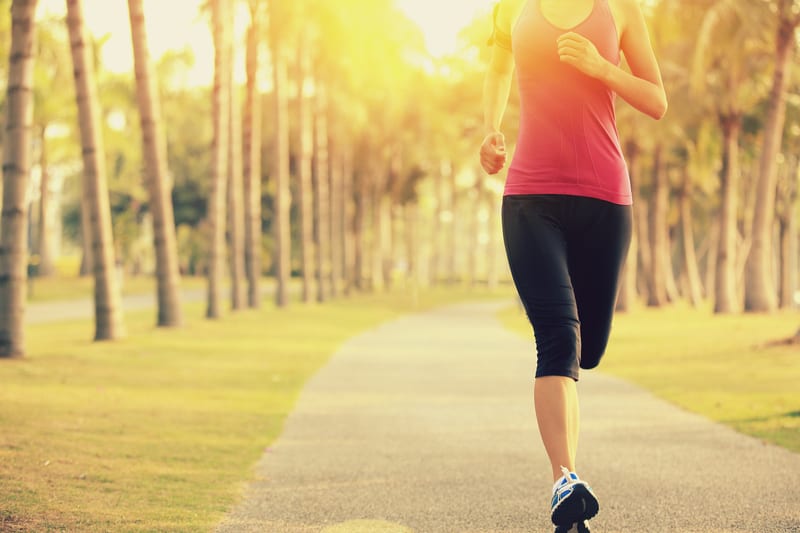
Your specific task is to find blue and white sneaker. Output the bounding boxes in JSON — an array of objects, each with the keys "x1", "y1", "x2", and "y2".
[
  {"x1": 551, "y1": 466, "x2": 599, "y2": 526},
  {"x1": 554, "y1": 520, "x2": 591, "y2": 533}
]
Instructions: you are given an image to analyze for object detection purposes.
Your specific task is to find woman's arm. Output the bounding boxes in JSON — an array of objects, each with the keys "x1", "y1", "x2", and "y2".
[
  {"x1": 556, "y1": 0, "x2": 667, "y2": 120},
  {"x1": 481, "y1": 1, "x2": 520, "y2": 175}
]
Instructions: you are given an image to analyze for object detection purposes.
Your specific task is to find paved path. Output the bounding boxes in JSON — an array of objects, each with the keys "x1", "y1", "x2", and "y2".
[
  {"x1": 25, "y1": 281, "x2": 284, "y2": 325},
  {"x1": 216, "y1": 301, "x2": 800, "y2": 533}
]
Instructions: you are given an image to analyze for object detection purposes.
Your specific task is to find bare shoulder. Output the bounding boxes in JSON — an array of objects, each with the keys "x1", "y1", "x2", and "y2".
[
  {"x1": 608, "y1": 0, "x2": 643, "y2": 36},
  {"x1": 496, "y1": 0, "x2": 527, "y2": 33}
]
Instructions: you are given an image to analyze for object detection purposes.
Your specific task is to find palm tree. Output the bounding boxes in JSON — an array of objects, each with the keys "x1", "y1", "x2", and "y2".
[
  {"x1": 0, "y1": 0, "x2": 39, "y2": 357},
  {"x1": 745, "y1": 0, "x2": 800, "y2": 312},
  {"x1": 296, "y1": 28, "x2": 315, "y2": 303},
  {"x1": 127, "y1": 0, "x2": 183, "y2": 327},
  {"x1": 207, "y1": 0, "x2": 230, "y2": 319},
  {"x1": 243, "y1": 0, "x2": 262, "y2": 309},
  {"x1": 269, "y1": 9, "x2": 291, "y2": 308},
  {"x1": 227, "y1": 5, "x2": 246, "y2": 311},
  {"x1": 691, "y1": 1, "x2": 769, "y2": 313},
  {"x1": 66, "y1": 0, "x2": 126, "y2": 340},
  {"x1": 313, "y1": 82, "x2": 331, "y2": 302}
]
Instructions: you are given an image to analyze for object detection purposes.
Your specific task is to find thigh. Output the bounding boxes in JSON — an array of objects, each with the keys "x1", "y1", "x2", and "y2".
[
  {"x1": 567, "y1": 199, "x2": 633, "y2": 368},
  {"x1": 502, "y1": 196, "x2": 581, "y2": 379}
]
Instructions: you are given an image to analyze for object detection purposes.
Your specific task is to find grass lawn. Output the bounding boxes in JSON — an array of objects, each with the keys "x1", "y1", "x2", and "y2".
[
  {"x1": 0, "y1": 285, "x2": 511, "y2": 532},
  {"x1": 499, "y1": 303, "x2": 800, "y2": 453}
]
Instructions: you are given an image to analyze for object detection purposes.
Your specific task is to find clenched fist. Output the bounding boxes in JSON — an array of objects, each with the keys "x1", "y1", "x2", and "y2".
[{"x1": 480, "y1": 131, "x2": 507, "y2": 175}]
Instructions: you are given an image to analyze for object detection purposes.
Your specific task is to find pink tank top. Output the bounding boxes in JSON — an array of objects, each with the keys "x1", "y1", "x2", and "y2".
[{"x1": 505, "y1": 0, "x2": 631, "y2": 205}]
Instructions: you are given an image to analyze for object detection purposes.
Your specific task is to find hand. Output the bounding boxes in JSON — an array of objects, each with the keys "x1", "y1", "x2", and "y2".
[
  {"x1": 480, "y1": 131, "x2": 507, "y2": 175},
  {"x1": 557, "y1": 32, "x2": 610, "y2": 80}
]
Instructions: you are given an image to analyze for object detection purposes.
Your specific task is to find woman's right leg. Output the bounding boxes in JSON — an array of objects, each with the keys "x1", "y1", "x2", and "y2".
[
  {"x1": 502, "y1": 195, "x2": 598, "y2": 528},
  {"x1": 501, "y1": 196, "x2": 581, "y2": 477}
]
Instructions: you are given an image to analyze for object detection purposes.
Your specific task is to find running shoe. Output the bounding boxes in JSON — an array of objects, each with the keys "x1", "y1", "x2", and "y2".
[
  {"x1": 551, "y1": 466, "x2": 599, "y2": 526},
  {"x1": 554, "y1": 520, "x2": 591, "y2": 533}
]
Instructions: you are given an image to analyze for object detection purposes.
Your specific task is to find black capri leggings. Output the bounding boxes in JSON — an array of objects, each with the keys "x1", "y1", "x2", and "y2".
[{"x1": 502, "y1": 194, "x2": 632, "y2": 381}]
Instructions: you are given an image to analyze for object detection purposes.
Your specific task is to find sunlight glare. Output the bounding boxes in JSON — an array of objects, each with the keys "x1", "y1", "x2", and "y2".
[{"x1": 395, "y1": 0, "x2": 494, "y2": 57}]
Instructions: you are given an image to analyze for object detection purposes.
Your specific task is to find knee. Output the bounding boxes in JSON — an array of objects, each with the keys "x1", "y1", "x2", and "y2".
[
  {"x1": 533, "y1": 322, "x2": 581, "y2": 379},
  {"x1": 579, "y1": 341, "x2": 608, "y2": 370}
]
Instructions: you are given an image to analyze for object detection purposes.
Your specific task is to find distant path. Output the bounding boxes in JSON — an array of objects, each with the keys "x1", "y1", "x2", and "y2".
[
  {"x1": 216, "y1": 300, "x2": 800, "y2": 533},
  {"x1": 26, "y1": 282, "x2": 279, "y2": 325}
]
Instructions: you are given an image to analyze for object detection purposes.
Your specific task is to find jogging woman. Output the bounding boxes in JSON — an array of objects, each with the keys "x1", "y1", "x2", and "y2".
[{"x1": 480, "y1": 0, "x2": 666, "y2": 531}]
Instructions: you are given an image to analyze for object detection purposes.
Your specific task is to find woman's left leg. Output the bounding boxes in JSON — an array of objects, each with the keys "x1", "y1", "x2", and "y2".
[{"x1": 567, "y1": 199, "x2": 633, "y2": 369}]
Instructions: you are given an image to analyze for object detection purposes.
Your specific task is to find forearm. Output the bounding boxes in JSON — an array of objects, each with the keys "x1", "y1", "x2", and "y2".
[
  {"x1": 600, "y1": 61, "x2": 667, "y2": 120},
  {"x1": 483, "y1": 68, "x2": 514, "y2": 134}
]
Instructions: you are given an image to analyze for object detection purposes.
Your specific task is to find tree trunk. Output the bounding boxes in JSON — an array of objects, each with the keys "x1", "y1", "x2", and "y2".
[
  {"x1": 0, "y1": 0, "x2": 38, "y2": 357},
  {"x1": 679, "y1": 167, "x2": 704, "y2": 307},
  {"x1": 448, "y1": 164, "x2": 458, "y2": 283},
  {"x1": 487, "y1": 182, "x2": 500, "y2": 291},
  {"x1": 647, "y1": 144, "x2": 669, "y2": 307},
  {"x1": 127, "y1": 0, "x2": 183, "y2": 327},
  {"x1": 66, "y1": 0, "x2": 125, "y2": 340},
  {"x1": 745, "y1": 7, "x2": 797, "y2": 312},
  {"x1": 329, "y1": 142, "x2": 344, "y2": 298},
  {"x1": 271, "y1": 32, "x2": 291, "y2": 308},
  {"x1": 295, "y1": 32, "x2": 314, "y2": 303},
  {"x1": 243, "y1": 3, "x2": 262, "y2": 309},
  {"x1": 227, "y1": 17, "x2": 246, "y2": 311},
  {"x1": 342, "y1": 152, "x2": 355, "y2": 296},
  {"x1": 206, "y1": 0, "x2": 229, "y2": 319},
  {"x1": 370, "y1": 183, "x2": 386, "y2": 292},
  {"x1": 617, "y1": 140, "x2": 640, "y2": 312},
  {"x1": 353, "y1": 172, "x2": 367, "y2": 291},
  {"x1": 313, "y1": 84, "x2": 331, "y2": 302},
  {"x1": 778, "y1": 157, "x2": 798, "y2": 309},
  {"x1": 37, "y1": 125, "x2": 55, "y2": 277},
  {"x1": 429, "y1": 162, "x2": 447, "y2": 285},
  {"x1": 715, "y1": 114, "x2": 741, "y2": 314}
]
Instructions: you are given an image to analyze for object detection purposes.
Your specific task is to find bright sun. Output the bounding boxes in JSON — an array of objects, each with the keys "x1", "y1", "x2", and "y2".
[{"x1": 396, "y1": 0, "x2": 494, "y2": 57}]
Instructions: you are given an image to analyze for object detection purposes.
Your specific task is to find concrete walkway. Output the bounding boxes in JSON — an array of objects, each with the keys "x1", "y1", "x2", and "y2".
[{"x1": 216, "y1": 301, "x2": 800, "y2": 533}]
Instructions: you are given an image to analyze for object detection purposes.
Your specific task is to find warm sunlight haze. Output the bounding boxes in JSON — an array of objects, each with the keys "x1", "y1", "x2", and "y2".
[
  {"x1": 396, "y1": 0, "x2": 494, "y2": 57},
  {"x1": 36, "y1": 0, "x2": 494, "y2": 86}
]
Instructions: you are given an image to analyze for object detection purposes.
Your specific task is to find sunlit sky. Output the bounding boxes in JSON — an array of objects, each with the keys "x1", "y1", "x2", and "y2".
[{"x1": 36, "y1": 0, "x2": 493, "y2": 87}]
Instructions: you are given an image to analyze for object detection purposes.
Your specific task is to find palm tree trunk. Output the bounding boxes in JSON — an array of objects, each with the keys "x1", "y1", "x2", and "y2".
[
  {"x1": 227, "y1": 22, "x2": 246, "y2": 311},
  {"x1": 679, "y1": 168, "x2": 704, "y2": 307},
  {"x1": 778, "y1": 157, "x2": 798, "y2": 309},
  {"x1": 313, "y1": 84, "x2": 331, "y2": 302},
  {"x1": 0, "y1": 0, "x2": 38, "y2": 357},
  {"x1": 617, "y1": 141, "x2": 640, "y2": 312},
  {"x1": 448, "y1": 164, "x2": 458, "y2": 283},
  {"x1": 487, "y1": 182, "x2": 500, "y2": 291},
  {"x1": 207, "y1": 0, "x2": 229, "y2": 319},
  {"x1": 243, "y1": 2, "x2": 262, "y2": 309},
  {"x1": 271, "y1": 31, "x2": 291, "y2": 308},
  {"x1": 647, "y1": 144, "x2": 668, "y2": 306},
  {"x1": 37, "y1": 125, "x2": 55, "y2": 277},
  {"x1": 329, "y1": 142, "x2": 344, "y2": 298},
  {"x1": 296, "y1": 33, "x2": 314, "y2": 303},
  {"x1": 127, "y1": 0, "x2": 183, "y2": 327},
  {"x1": 715, "y1": 113, "x2": 741, "y2": 314},
  {"x1": 66, "y1": 0, "x2": 125, "y2": 340},
  {"x1": 745, "y1": 6, "x2": 798, "y2": 312},
  {"x1": 342, "y1": 153, "x2": 355, "y2": 296},
  {"x1": 353, "y1": 172, "x2": 367, "y2": 291}
]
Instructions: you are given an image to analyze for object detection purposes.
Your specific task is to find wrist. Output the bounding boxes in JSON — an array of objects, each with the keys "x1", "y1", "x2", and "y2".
[{"x1": 597, "y1": 58, "x2": 613, "y2": 82}]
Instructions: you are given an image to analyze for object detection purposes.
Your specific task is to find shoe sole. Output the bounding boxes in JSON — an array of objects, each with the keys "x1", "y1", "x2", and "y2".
[{"x1": 552, "y1": 483, "x2": 599, "y2": 526}]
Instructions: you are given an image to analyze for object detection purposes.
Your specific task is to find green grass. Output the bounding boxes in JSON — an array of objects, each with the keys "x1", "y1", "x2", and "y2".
[
  {"x1": 499, "y1": 303, "x2": 800, "y2": 453},
  {"x1": 0, "y1": 285, "x2": 510, "y2": 532}
]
